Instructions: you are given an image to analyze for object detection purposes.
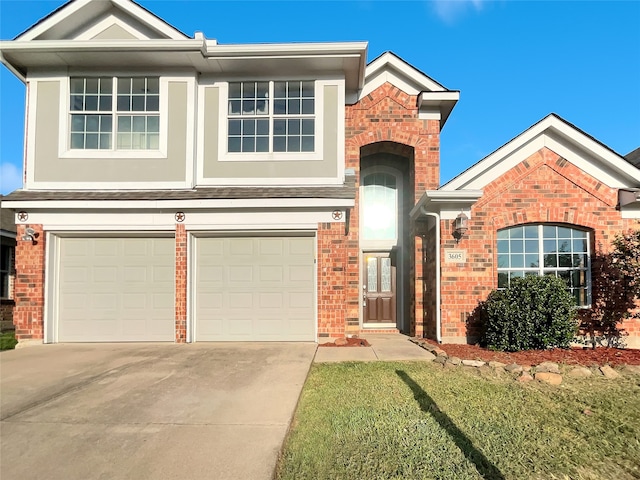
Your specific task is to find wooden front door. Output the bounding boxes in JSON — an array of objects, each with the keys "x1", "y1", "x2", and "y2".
[{"x1": 363, "y1": 252, "x2": 396, "y2": 324}]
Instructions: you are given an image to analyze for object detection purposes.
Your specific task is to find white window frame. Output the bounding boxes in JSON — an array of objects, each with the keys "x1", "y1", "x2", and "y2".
[
  {"x1": 58, "y1": 74, "x2": 169, "y2": 159},
  {"x1": 218, "y1": 78, "x2": 325, "y2": 162},
  {"x1": 496, "y1": 224, "x2": 592, "y2": 307}
]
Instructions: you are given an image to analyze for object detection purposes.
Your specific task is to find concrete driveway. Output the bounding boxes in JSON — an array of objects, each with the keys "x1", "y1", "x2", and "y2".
[{"x1": 0, "y1": 342, "x2": 316, "y2": 480}]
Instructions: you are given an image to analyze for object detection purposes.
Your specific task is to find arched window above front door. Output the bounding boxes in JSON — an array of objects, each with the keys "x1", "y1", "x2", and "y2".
[{"x1": 362, "y1": 172, "x2": 397, "y2": 241}]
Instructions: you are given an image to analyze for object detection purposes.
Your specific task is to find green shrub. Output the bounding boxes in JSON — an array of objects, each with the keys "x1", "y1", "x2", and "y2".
[
  {"x1": 0, "y1": 331, "x2": 18, "y2": 351},
  {"x1": 479, "y1": 275, "x2": 578, "y2": 351}
]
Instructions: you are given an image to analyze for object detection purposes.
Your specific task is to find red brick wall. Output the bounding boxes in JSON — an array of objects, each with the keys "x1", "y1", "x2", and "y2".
[
  {"x1": 317, "y1": 222, "x2": 349, "y2": 338},
  {"x1": 175, "y1": 224, "x2": 187, "y2": 343},
  {"x1": 13, "y1": 224, "x2": 45, "y2": 341},
  {"x1": 438, "y1": 147, "x2": 640, "y2": 344},
  {"x1": 335, "y1": 82, "x2": 441, "y2": 338}
]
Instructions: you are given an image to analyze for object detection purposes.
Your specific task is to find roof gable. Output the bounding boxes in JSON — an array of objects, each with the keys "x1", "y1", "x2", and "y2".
[
  {"x1": 16, "y1": 0, "x2": 189, "y2": 41},
  {"x1": 442, "y1": 114, "x2": 640, "y2": 191},
  {"x1": 360, "y1": 51, "x2": 448, "y2": 98}
]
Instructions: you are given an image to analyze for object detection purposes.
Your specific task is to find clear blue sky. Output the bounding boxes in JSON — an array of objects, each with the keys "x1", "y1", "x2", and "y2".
[{"x1": 1, "y1": 0, "x2": 639, "y2": 194}]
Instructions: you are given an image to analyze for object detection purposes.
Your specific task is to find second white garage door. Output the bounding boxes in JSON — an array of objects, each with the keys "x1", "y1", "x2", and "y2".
[{"x1": 195, "y1": 235, "x2": 315, "y2": 341}]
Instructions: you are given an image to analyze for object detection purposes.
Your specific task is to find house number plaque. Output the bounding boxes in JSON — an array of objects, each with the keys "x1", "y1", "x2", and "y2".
[{"x1": 445, "y1": 249, "x2": 466, "y2": 263}]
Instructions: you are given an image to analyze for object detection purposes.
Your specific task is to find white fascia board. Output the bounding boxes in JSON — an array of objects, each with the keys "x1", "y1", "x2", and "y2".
[
  {"x1": 1, "y1": 39, "x2": 205, "y2": 54},
  {"x1": 3, "y1": 198, "x2": 355, "y2": 211},
  {"x1": 15, "y1": 0, "x2": 96, "y2": 41},
  {"x1": 16, "y1": 0, "x2": 189, "y2": 42},
  {"x1": 410, "y1": 189, "x2": 483, "y2": 219},
  {"x1": 0, "y1": 51, "x2": 26, "y2": 82},
  {"x1": 443, "y1": 115, "x2": 640, "y2": 191},
  {"x1": 110, "y1": 0, "x2": 190, "y2": 40},
  {"x1": 418, "y1": 91, "x2": 459, "y2": 127},
  {"x1": 20, "y1": 210, "x2": 345, "y2": 231},
  {"x1": 204, "y1": 42, "x2": 368, "y2": 58},
  {"x1": 364, "y1": 52, "x2": 446, "y2": 93}
]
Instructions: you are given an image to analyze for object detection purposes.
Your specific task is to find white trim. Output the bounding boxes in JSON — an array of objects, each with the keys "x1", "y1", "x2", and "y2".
[
  {"x1": 5, "y1": 198, "x2": 355, "y2": 211},
  {"x1": 23, "y1": 73, "x2": 195, "y2": 190},
  {"x1": 16, "y1": 0, "x2": 189, "y2": 42},
  {"x1": 188, "y1": 229, "x2": 318, "y2": 343},
  {"x1": 25, "y1": 77, "x2": 39, "y2": 189},
  {"x1": 360, "y1": 52, "x2": 446, "y2": 100},
  {"x1": 46, "y1": 230, "x2": 176, "y2": 344},
  {"x1": 216, "y1": 79, "x2": 326, "y2": 163},
  {"x1": 10, "y1": 210, "x2": 345, "y2": 233},
  {"x1": 203, "y1": 41, "x2": 368, "y2": 57},
  {"x1": 57, "y1": 74, "x2": 170, "y2": 159},
  {"x1": 186, "y1": 232, "x2": 193, "y2": 343},
  {"x1": 194, "y1": 176, "x2": 344, "y2": 186},
  {"x1": 73, "y1": 14, "x2": 148, "y2": 41},
  {"x1": 21, "y1": 181, "x2": 193, "y2": 191},
  {"x1": 443, "y1": 115, "x2": 640, "y2": 191},
  {"x1": 73, "y1": 14, "x2": 152, "y2": 41}
]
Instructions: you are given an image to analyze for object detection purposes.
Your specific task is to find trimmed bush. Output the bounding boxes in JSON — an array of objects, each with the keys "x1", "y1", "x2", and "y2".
[{"x1": 479, "y1": 275, "x2": 578, "y2": 351}]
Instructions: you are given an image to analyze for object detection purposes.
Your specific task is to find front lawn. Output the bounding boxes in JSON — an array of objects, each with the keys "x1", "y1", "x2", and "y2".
[{"x1": 276, "y1": 362, "x2": 640, "y2": 480}]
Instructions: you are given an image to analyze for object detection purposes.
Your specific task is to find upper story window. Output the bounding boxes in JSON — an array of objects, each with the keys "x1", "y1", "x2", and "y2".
[
  {"x1": 227, "y1": 81, "x2": 315, "y2": 154},
  {"x1": 497, "y1": 224, "x2": 591, "y2": 306},
  {"x1": 70, "y1": 77, "x2": 160, "y2": 150}
]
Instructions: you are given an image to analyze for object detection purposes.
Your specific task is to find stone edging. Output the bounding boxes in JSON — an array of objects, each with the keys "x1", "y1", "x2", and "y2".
[{"x1": 409, "y1": 338, "x2": 640, "y2": 385}]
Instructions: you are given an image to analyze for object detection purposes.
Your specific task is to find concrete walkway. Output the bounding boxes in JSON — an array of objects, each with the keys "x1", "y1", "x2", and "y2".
[
  {"x1": 1, "y1": 342, "x2": 316, "y2": 480},
  {"x1": 314, "y1": 333, "x2": 436, "y2": 363}
]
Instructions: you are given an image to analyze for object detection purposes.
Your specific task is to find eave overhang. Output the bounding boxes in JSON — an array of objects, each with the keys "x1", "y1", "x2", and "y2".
[
  {"x1": 0, "y1": 39, "x2": 368, "y2": 92},
  {"x1": 410, "y1": 189, "x2": 483, "y2": 221},
  {"x1": 619, "y1": 189, "x2": 640, "y2": 208},
  {"x1": 418, "y1": 91, "x2": 460, "y2": 129}
]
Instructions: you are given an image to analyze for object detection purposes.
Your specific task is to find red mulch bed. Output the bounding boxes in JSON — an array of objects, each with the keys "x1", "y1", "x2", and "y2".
[
  {"x1": 319, "y1": 337, "x2": 371, "y2": 347},
  {"x1": 427, "y1": 341, "x2": 640, "y2": 367}
]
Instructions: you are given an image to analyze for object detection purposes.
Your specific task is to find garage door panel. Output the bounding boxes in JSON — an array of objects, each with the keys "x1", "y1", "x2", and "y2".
[
  {"x1": 58, "y1": 237, "x2": 174, "y2": 342},
  {"x1": 196, "y1": 236, "x2": 315, "y2": 341}
]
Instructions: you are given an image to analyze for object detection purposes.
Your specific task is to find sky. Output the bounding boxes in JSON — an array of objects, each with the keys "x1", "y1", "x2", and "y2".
[{"x1": 1, "y1": 0, "x2": 639, "y2": 194}]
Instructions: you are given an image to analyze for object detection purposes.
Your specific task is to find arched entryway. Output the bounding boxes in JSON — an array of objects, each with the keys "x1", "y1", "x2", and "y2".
[{"x1": 359, "y1": 143, "x2": 414, "y2": 333}]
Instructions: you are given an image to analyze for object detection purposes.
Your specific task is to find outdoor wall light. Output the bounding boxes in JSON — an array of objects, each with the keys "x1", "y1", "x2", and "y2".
[
  {"x1": 22, "y1": 227, "x2": 39, "y2": 245},
  {"x1": 452, "y1": 212, "x2": 469, "y2": 243}
]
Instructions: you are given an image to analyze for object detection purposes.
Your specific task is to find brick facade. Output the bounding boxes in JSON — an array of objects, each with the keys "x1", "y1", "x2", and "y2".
[
  {"x1": 9, "y1": 89, "x2": 638, "y2": 347},
  {"x1": 432, "y1": 147, "x2": 640, "y2": 346},
  {"x1": 337, "y1": 82, "x2": 441, "y2": 339},
  {"x1": 175, "y1": 224, "x2": 187, "y2": 343},
  {"x1": 13, "y1": 224, "x2": 45, "y2": 341}
]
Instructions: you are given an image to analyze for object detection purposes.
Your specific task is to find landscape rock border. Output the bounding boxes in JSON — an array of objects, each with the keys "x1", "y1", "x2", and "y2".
[{"x1": 410, "y1": 337, "x2": 640, "y2": 384}]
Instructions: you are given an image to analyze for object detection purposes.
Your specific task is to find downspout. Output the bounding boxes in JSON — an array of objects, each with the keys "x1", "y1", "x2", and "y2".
[{"x1": 419, "y1": 207, "x2": 442, "y2": 344}]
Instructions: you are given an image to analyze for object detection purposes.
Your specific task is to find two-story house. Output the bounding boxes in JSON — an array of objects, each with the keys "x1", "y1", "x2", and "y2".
[{"x1": 2, "y1": 0, "x2": 639, "y2": 347}]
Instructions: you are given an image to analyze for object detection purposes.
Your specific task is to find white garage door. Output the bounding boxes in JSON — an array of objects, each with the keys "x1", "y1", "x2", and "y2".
[
  {"x1": 195, "y1": 235, "x2": 315, "y2": 341},
  {"x1": 57, "y1": 237, "x2": 175, "y2": 342}
]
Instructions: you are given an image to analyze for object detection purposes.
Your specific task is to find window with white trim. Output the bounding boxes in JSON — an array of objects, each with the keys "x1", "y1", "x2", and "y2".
[
  {"x1": 70, "y1": 77, "x2": 160, "y2": 150},
  {"x1": 497, "y1": 225, "x2": 591, "y2": 306},
  {"x1": 227, "y1": 81, "x2": 315, "y2": 153}
]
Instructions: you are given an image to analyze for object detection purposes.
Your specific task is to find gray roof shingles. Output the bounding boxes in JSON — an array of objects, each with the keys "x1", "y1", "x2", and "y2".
[{"x1": 1, "y1": 181, "x2": 356, "y2": 203}]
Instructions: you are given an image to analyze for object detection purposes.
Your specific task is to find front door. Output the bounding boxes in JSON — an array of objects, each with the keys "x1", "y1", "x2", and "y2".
[{"x1": 363, "y1": 252, "x2": 396, "y2": 324}]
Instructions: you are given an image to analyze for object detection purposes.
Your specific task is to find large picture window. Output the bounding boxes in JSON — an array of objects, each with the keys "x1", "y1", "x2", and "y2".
[
  {"x1": 70, "y1": 77, "x2": 160, "y2": 150},
  {"x1": 227, "y1": 80, "x2": 315, "y2": 153},
  {"x1": 497, "y1": 224, "x2": 590, "y2": 306}
]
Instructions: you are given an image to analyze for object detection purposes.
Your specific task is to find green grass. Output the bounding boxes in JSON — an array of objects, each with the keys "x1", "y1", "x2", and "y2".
[
  {"x1": 0, "y1": 331, "x2": 17, "y2": 350},
  {"x1": 276, "y1": 362, "x2": 640, "y2": 480}
]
